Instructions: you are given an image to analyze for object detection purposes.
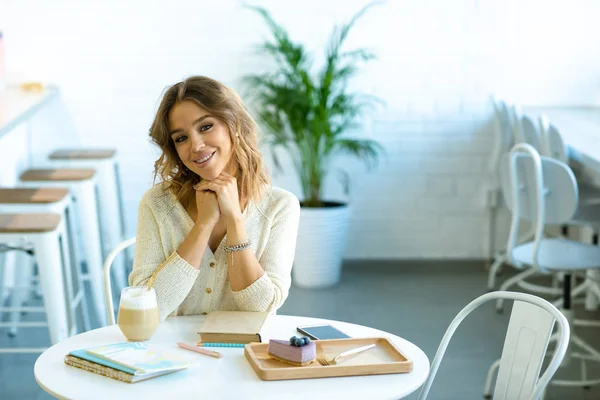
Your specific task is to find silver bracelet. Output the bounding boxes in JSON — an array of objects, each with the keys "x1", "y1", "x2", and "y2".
[
  {"x1": 224, "y1": 240, "x2": 251, "y2": 253},
  {"x1": 224, "y1": 240, "x2": 251, "y2": 267}
]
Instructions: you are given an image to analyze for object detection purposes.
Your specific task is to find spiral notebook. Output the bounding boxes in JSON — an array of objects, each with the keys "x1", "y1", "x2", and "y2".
[
  {"x1": 198, "y1": 311, "x2": 270, "y2": 345},
  {"x1": 64, "y1": 342, "x2": 188, "y2": 383},
  {"x1": 64, "y1": 354, "x2": 182, "y2": 383}
]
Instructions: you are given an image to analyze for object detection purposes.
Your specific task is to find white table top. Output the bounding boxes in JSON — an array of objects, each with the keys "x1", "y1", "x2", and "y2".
[
  {"x1": 35, "y1": 315, "x2": 429, "y2": 400},
  {"x1": 0, "y1": 86, "x2": 58, "y2": 139},
  {"x1": 522, "y1": 106, "x2": 600, "y2": 173}
]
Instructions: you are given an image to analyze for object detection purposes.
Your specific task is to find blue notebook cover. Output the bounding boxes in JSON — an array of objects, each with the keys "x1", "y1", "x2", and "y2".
[
  {"x1": 69, "y1": 342, "x2": 189, "y2": 375},
  {"x1": 84, "y1": 342, "x2": 188, "y2": 373},
  {"x1": 69, "y1": 349, "x2": 137, "y2": 374}
]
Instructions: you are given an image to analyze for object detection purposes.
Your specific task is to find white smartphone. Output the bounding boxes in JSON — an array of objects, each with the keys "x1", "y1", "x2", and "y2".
[{"x1": 296, "y1": 324, "x2": 351, "y2": 340}]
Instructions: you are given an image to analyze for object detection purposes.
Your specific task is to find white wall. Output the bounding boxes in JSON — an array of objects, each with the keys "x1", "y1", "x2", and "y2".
[{"x1": 1, "y1": 0, "x2": 599, "y2": 259}]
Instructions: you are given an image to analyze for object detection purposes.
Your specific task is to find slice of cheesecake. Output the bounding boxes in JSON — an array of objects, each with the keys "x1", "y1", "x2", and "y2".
[{"x1": 268, "y1": 339, "x2": 317, "y2": 366}]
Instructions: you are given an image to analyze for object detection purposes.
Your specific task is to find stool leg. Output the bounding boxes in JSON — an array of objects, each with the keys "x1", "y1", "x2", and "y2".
[
  {"x1": 70, "y1": 182, "x2": 107, "y2": 326},
  {"x1": 114, "y1": 163, "x2": 134, "y2": 280},
  {"x1": 96, "y1": 162, "x2": 127, "y2": 291},
  {"x1": 33, "y1": 231, "x2": 69, "y2": 344},
  {"x1": 57, "y1": 223, "x2": 77, "y2": 335},
  {"x1": 8, "y1": 246, "x2": 33, "y2": 337},
  {"x1": 2, "y1": 250, "x2": 17, "y2": 308},
  {"x1": 64, "y1": 206, "x2": 91, "y2": 332},
  {"x1": 0, "y1": 250, "x2": 6, "y2": 324},
  {"x1": 114, "y1": 162, "x2": 127, "y2": 238},
  {"x1": 64, "y1": 202, "x2": 84, "y2": 277},
  {"x1": 34, "y1": 266, "x2": 43, "y2": 299}
]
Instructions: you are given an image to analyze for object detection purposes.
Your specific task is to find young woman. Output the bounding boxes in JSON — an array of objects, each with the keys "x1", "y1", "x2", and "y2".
[{"x1": 130, "y1": 76, "x2": 300, "y2": 320}]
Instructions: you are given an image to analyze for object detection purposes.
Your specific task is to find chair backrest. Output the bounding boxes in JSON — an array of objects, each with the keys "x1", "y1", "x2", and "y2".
[
  {"x1": 104, "y1": 237, "x2": 136, "y2": 325},
  {"x1": 511, "y1": 105, "x2": 525, "y2": 144},
  {"x1": 499, "y1": 143, "x2": 578, "y2": 270},
  {"x1": 518, "y1": 114, "x2": 544, "y2": 152},
  {"x1": 489, "y1": 100, "x2": 515, "y2": 179},
  {"x1": 540, "y1": 116, "x2": 569, "y2": 163},
  {"x1": 418, "y1": 291, "x2": 569, "y2": 400}
]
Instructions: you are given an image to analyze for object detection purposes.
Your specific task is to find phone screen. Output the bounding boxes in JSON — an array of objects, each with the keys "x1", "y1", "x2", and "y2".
[{"x1": 297, "y1": 325, "x2": 351, "y2": 340}]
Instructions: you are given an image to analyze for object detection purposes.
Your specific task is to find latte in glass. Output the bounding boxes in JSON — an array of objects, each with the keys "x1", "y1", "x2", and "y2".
[{"x1": 117, "y1": 286, "x2": 160, "y2": 341}]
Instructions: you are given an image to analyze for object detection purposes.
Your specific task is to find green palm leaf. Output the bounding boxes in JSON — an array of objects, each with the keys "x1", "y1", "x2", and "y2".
[{"x1": 244, "y1": 2, "x2": 383, "y2": 206}]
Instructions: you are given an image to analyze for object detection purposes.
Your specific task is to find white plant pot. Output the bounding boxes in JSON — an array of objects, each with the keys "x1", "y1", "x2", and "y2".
[{"x1": 293, "y1": 203, "x2": 351, "y2": 288}]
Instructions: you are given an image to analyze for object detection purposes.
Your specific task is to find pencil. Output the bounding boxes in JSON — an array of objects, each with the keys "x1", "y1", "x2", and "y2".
[{"x1": 176, "y1": 342, "x2": 223, "y2": 359}]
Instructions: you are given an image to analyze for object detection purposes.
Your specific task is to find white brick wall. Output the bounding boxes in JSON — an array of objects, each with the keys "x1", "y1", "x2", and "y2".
[
  {"x1": 2, "y1": 0, "x2": 599, "y2": 259},
  {"x1": 334, "y1": 112, "x2": 494, "y2": 259}
]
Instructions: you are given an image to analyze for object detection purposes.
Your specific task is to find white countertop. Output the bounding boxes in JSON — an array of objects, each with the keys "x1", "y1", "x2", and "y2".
[{"x1": 0, "y1": 85, "x2": 58, "y2": 139}]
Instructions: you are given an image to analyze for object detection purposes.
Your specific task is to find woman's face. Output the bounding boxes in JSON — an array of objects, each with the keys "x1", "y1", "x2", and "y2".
[{"x1": 169, "y1": 100, "x2": 234, "y2": 181}]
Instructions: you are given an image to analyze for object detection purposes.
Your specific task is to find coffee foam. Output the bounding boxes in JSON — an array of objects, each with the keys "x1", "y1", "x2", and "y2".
[{"x1": 120, "y1": 287, "x2": 158, "y2": 310}]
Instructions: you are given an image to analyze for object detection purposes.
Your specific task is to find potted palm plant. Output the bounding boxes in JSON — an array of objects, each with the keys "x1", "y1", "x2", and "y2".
[{"x1": 244, "y1": 3, "x2": 383, "y2": 288}]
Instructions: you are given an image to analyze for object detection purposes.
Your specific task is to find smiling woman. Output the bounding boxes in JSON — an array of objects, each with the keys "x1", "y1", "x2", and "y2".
[{"x1": 129, "y1": 76, "x2": 300, "y2": 320}]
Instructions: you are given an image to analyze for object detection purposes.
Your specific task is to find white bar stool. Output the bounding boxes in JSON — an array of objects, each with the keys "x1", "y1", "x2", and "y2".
[
  {"x1": 0, "y1": 188, "x2": 91, "y2": 336},
  {"x1": 0, "y1": 213, "x2": 69, "y2": 347},
  {"x1": 19, "y1": 169, "x2": 107, "y2": 326},
  {"x1": 47, "y1": 149, "x2": 128, "y2": 290}
]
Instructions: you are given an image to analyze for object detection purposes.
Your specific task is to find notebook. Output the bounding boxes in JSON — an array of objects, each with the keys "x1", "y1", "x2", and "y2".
[
  {"x1": 65, "y1": 342, "x2": 188, "y2": 383},
  {"x1": 198, "y1": 311, "x2": 270, "y2": 344},
  {"x1": 85, "y1": 342, "x2": 189, "y2": 373},
  {"x1": 64, "y1": 354, "x2": 181, "y2": 384}
]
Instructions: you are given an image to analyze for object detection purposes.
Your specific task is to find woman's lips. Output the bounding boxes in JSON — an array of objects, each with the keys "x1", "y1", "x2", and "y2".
[{"x1": 193, "y1": 151, "x2": 216, "y2": 167}]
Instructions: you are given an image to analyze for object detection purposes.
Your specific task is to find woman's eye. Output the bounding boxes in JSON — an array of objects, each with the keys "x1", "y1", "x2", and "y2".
[
  {"x1": 200, "y1": 124, "x2": 213, "y2": 132},
  {"x1": 175, "y1": 135, "x2": 187, "y2": 143}
]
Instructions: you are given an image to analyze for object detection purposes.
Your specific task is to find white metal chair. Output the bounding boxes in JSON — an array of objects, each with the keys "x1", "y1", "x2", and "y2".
[
  {"x1": 103, "y1": 237, "x2": 136, "y2": 326},
  {"x1": 485, "y1": 99, "x2": 515, "y2": 263},
  {"x1": 488, "y1": 143, "x2": 600, "y2": 390},
  {"x1": 418, "y1": 291, "x2": 569, "y2": 400},
  {"x1": 487, "y1": 103, "x2": 538, "y2": 290},
  {"x1": 488, "y1": 109, "x2": 600, "y2": 296},
  {"x1": 536, "y1": 116, "x2": 600, "y2": 312}
]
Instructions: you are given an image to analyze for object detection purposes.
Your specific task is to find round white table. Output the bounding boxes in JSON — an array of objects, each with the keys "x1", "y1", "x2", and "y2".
[{"x1": 35, "y1": 315, "x2": 429, "y2": 400}]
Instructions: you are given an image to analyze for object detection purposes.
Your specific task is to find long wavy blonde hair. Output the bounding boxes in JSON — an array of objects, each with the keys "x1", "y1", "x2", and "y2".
[{"x1": 149, "y1": 76, "x2": 270, "y2": 208}]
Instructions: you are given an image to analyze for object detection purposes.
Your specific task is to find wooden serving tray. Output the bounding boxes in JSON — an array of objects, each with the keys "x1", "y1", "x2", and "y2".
[{"x1": 244, "y1": 337, "x2": 413, "y2": 381}]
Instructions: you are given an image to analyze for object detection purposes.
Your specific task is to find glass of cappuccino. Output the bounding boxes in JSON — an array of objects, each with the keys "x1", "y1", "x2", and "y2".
[{"x1": 117, "y1": 286, "x2": 160, "y2": 341}]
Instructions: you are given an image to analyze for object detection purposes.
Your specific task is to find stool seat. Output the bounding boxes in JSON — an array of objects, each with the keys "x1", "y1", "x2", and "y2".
[
  {"x1": 0, "y1": 188, "x2": 69, "y2": 204},
  {"x1": 20, "y1": 169, "x2": 95, "y2": 182},
  {"x1": 49, "y1": 149, "x2": 116, "y2": 160},
  {"x1": 0, "y1": 213, "x2": 61, "y2": 233}
]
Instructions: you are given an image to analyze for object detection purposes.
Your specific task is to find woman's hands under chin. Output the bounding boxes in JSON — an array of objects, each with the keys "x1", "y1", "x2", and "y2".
[
  {"x1": 195, "y1": 172, "x2": 242, "y2": 221},
  {"x1": 193, "y1": 182, "x2": 220, "y2": 227}
]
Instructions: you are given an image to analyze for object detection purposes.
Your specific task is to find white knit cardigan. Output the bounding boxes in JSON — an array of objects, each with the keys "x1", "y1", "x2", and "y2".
[{"x1": 129, "y1": 184, "x2": 300, "y2": 320}]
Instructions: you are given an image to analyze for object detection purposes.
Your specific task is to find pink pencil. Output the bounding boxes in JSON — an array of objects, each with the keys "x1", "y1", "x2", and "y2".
[{"x1": 177, "y1": 342, "x2": 223, "y2": 359}]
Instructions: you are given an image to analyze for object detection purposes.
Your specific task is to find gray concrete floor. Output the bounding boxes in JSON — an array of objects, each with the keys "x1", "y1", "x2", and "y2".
[{"x1": 1, "y1": 261, "x2": 599, "y2": 399}]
